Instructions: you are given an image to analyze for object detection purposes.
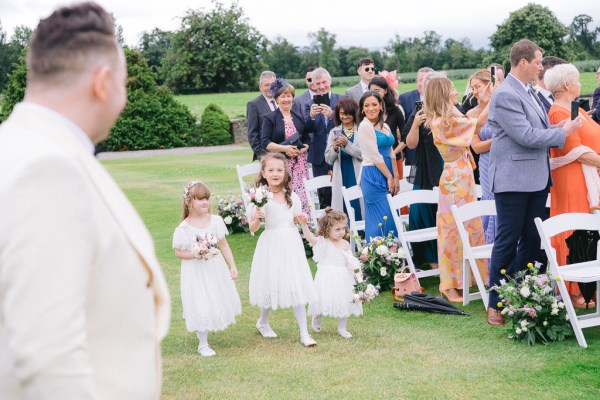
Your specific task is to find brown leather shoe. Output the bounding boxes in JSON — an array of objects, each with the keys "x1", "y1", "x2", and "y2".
[{"x1": 487, "y1": 308, "x2": 505, "y2": 326}]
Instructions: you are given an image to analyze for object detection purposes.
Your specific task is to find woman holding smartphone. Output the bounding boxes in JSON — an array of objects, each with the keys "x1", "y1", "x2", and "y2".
[
  {"x1": 545, "y1": 64, "x2": 600, "y2": 308},
  {"x1": 357, "y1": 91, "x2": 399, "y2": 240},
  {"x1": 324, "y1": 98, "x2": 363, "y2": 219},
  {"x1": 261, "y1": 79, "x2": 311, "y2": 215},
  {"x1": 424, "y1": 75, "x2": 489, "y2": 302}
]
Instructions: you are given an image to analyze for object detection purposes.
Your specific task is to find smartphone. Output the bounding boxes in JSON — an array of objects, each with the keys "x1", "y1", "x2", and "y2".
[
  {"x1": 333, "y1": 129, "x2": 342, "y2": 140},
  {"x1": 571, "y1": 100, "x2": 579, "y2": 120},
  {"x1": 415, "y1": 101, "x2": 423, "y2": 112},
  {"x1": 490, "y1": 66, "x2": 496, "y2": 85},
  {"x1": 313, "y1": 94, "x2": 330, "y2": 107}
]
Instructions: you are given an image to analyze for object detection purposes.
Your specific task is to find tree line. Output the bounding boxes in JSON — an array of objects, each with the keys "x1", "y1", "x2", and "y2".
[{"x1": 1, "y1": 2, "x2": 600, "y2": 95}]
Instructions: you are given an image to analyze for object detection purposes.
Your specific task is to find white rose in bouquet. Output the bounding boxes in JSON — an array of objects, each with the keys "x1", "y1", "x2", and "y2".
[{"x1": 224, "y1": 216, "x2": 233, "y2": 225}]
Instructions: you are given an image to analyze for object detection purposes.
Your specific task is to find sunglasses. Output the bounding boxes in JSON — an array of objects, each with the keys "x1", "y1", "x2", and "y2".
[
  {"x1": 364, "y1": 67, "x2": 375, "y2": 72},
  {"x1": 306, "y1": 78, "x2": 312, "y2": 82}
]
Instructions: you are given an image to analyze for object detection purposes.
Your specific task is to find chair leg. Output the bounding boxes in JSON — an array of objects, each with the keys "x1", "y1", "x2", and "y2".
[
  {"x1": 470, "y1": 256, "x2": 489, "y2": 309},
  {"x1": 559, "y1": 280, "x2": 587, "y2": 348},
  {"x1": 462, "y1": 258, "x2": 470, "y2": 306}
]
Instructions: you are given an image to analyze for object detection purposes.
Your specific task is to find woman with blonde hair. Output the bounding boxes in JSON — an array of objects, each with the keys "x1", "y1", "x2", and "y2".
[{"x1": 424, "y1": 75, "x2": 490, "y2": 302}]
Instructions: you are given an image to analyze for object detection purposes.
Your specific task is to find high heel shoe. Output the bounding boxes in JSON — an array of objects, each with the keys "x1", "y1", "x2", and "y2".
[{"x1": 441, "y1": 288, "x2": 463, "y2": 303}]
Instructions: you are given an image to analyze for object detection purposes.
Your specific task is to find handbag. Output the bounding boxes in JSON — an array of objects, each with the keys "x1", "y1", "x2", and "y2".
[
  {"x1": 392, "y1": 266, "x2": 423, "y2": 301},
  {"x1": 280, "y1": 132, "x2": 305, "y2": 149}
]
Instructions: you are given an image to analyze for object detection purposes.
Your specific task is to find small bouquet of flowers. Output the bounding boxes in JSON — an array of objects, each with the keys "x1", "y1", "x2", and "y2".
[
  {"x1": 493, "y1": 262, "x2": 572, "y2": 346},
  {"x1": 344, "y1": 251, "x2": 379, "y2": 304},
  {"x1": 356, "y1": 224, "x2": 406, "y2": 291},
  {"x1": 191, "y1": 233, "x2": 220, "y2": 260},
  {"x1": 245, "y1": 184, "x2": 272, "y2": 209},
  {"x1": 214, "y1": 193, "x2": 248, "y2": 234}
]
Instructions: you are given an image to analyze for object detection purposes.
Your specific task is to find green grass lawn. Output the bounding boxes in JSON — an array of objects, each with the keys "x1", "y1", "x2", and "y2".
[
  {"x1": 175, "y1": 72, "x2": 598, "y2": 120},
  {"x1": 102, "y1": 149, "x2": 600, "y2": 400}
]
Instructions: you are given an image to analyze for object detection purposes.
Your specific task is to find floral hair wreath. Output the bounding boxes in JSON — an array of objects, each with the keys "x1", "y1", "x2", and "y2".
[{"x1": 183, "y1": 180, "x2": 202, "y2": 199}]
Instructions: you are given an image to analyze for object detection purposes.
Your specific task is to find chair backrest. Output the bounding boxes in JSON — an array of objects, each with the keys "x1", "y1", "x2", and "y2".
[
  {"x1": 236, "y1": 162, "x2": 261, "y2": 233},
  {"x1": 535, "y1": 212, "x2": 600, "y2": 269},
  {"x1": 341, "y1": 185, "x2": 365, "y2": 251},
  {"x1": 303, "y1": 175, "x2": 333, "y2": 227},
  {"x1": 387, "y1": 189, "x2": 438, "y2": 234},
  {"x1": 451, "y1": 200, "x2": 496, "y2": 224}
]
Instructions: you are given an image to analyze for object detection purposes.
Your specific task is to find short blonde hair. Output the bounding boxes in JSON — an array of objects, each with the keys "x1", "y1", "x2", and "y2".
[{"x1": 544, "y1": 63, "x2": 580, "y2": 95}]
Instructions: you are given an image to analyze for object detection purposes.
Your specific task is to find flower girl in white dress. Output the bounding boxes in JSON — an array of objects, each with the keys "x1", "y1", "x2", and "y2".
[
  {"x1": 248, "y1": 153, "x2": 317, "y2": 347},
  {"x1": 299, "y1": 208, "x2": 363, "y2": 338},
  {"x1": 173, "y1": 181, "x2": 241, "y2": 357}
]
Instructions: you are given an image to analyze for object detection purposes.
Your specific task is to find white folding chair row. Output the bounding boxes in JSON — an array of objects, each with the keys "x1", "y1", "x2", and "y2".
[
  {"x1": 387, "y1": 189, "x2": 440, "y2": 284},
  {"x1": 450, "y1": 200, "x2": 496, "y2": 309},
  {"x1": 303, "y1": 175, "x2": 333, "y2": 228},
  {"x1": 535, "y1": 211, "x2": 600, "y2": 348},
  {"x1": 236, "y1": 162, "x2": 261, "y2": 236},
  {"x1": 341, "y1": 185, "x2": 365, "y2": 253}
]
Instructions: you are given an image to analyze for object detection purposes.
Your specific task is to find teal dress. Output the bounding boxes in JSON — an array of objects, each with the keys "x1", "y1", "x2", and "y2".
[
  {"x1": 339, "y1": 128, "x2": 361, "y2": 221},
  {"x1": 360, "y1": 129, "x2": 395, "y2": 241}
]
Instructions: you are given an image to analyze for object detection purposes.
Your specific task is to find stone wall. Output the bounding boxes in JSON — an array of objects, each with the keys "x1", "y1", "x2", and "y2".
[{"x1": 230, "y1": 119, "x2": 248, "y2": 144}]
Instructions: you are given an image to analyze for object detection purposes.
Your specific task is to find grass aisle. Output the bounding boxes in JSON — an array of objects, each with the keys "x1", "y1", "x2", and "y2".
[{"x1": 102, "y1": 149, "x2": 600, "y2": 400}]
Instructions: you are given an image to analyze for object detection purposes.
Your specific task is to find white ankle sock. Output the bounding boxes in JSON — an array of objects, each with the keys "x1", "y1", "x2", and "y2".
[{"x1": 259, "y1": 307, "x2": 271, "y2": 326}]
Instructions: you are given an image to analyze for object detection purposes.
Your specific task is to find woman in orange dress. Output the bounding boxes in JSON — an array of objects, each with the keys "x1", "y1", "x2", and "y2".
[
  {"x1": 424, "y1": 75, "x2": 491, "y2": 302},
  {"x1": 545, "y1": 64, "x2": 600, "y2": 306}
]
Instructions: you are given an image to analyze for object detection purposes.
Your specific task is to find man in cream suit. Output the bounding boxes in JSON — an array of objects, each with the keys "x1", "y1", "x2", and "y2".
[
  {"x1": 0, "y1": 3, "x2": 170, "y2": 399},
  {"x1": 486, "y1": 39, "x2": 581, "y2": 326}
]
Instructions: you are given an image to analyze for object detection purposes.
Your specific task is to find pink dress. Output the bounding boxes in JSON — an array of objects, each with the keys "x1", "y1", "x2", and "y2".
[{"x1": 284, "y1": 119, "x2": 310, "y2": 216}]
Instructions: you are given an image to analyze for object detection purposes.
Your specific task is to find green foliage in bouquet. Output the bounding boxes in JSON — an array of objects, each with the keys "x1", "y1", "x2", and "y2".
[
  {"x1": 494, "y1": 263, "x2": 573, "y2": 346},
  {"x1": 356, "y1": 224, "x2": 406, "y2": 291},
  {"x1": 213, "y1": 193, "x2": 248, "y2": 234}
]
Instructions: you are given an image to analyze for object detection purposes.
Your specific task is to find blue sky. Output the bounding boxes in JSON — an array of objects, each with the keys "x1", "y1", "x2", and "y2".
[{"x1": 1, "y1": 0, "x2": 599, "y2": 49}]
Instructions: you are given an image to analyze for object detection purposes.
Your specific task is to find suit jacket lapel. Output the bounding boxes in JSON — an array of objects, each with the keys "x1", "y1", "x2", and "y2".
[{"x1": 508, "y1": 75, "x2": 548, "y2": 126}]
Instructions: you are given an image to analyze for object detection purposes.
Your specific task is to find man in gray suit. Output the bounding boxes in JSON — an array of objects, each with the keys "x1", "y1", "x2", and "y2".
[
  {"x1": 294, "y1": 65, "x2": 318, "y2": 119},
  {"x1": 344, "y1": 58, "x2": 375, "y2": 103},
  {"x1": 486, "y1": 39, "x2": 582, "y2": 326},
  {"x1": 246, "y1": 71, "x2": 276, "y2": 160}
]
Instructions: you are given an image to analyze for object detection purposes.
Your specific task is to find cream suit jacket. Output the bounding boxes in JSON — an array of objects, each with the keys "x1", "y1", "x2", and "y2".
[{"x1": 0, "y1": 103, "x2": 171, "y2": 399}]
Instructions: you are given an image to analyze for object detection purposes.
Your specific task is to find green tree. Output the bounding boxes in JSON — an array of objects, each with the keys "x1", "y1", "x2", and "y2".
[
  {"x1": 489, "y1": 3, "x2": 571, "y2": 67},
  {"x1": 198, "y1": 103, "x2": 231, "y2": 146},
  {"x1": 0, "y1": 51, "x2": 27, "y2": 122},
  {"x1": 385, "y1": 35, "x2": 412, "y2": 72},
  {"x1": 262, "y1": 37, "x2": 302, "y2": 78},
  {"x1": 139, "y1": 28, "x2": 172, "y2": 85},
  {"x1": 0, "y1": 22, "x2": 29, "y2": 93},
  {"x1": 308, "y1": 28, "x2": 341, "y2": 76},
  {"x1": 162, "y1": 1, "x2": 267, "y2": 93},
  {"x1": 568, "y1": 14, "x2": 600, "y2": 59}
]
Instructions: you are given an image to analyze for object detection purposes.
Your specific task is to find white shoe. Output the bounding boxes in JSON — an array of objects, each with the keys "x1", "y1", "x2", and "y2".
[
  {"x1": 311, "y1": 315, "x2": 322, "y2": 333},
  {"x1": 338, "y1": 329, "x2": 352, "y2": 339},
  {"x1": 256, "y1": 320, "x2": 277, "y2": 338},
  {"x1": 198, "y1": 344, "x2": 216, "y2": 357},
  {"x1": 300, "y1": 334, "x2": 317, "y2": 347}
]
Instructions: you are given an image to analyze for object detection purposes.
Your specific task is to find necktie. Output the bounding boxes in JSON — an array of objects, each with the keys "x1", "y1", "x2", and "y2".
[
  {"x1": 270, "y1": 100, "x2": 277, "y2": 111},
  {"x1": 549, "y1": 94, "x2": 555, "y2": 102}
]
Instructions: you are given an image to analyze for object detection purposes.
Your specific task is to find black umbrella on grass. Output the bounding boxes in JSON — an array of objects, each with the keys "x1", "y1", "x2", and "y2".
[{"x1": 393, "y1": 292, "x2": 468, "y2": 316}]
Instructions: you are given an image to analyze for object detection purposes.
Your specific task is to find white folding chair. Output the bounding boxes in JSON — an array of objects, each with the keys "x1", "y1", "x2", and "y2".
[
  {"x1": 387, "y1": 190, "x2": 439, "y2": 284},
  {"x1": 535, "y1": 211, "x2": 600, "y2": 348},
  {"x1": 303, "y1": 175, "x2": 333, "y2": 227},
  {"x1": 398, "y1": 178, "x2": 414, "y2": 226},
  {"x1": 236, "y1": 162, "x2": 261, "y2": 235},
  {"x1": 341, "y1": 185, "x2": 365, "y2": 253},
  {"x1": 450, "y1": 200, "x2": 496, "y2": 309}
]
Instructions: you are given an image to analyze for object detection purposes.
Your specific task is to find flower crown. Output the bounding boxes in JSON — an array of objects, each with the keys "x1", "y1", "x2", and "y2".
[{"x1": 183, "y1": 180, "x2": 201, "y2": 199}]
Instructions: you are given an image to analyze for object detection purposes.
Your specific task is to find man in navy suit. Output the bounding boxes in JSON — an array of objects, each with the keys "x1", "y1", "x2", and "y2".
[
  {"x1": 536, "y1": 56, "x2": 567, "y2": 114},
  {"x1": 246, "y1": 71, "x2": 276, "y2": 160},
  {"x1": 399, "y1": 67, "x2": 433, "y2": 165},
  {"x1": 486, "y1": 40, "x2": 582, "y2": 326},
  {"x1": 305, "y1": 67, "x2": 345, "y2": 208}
]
